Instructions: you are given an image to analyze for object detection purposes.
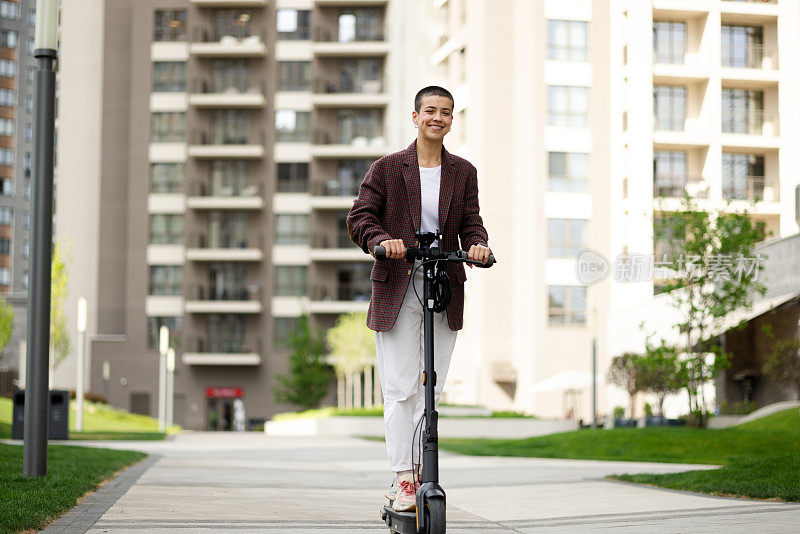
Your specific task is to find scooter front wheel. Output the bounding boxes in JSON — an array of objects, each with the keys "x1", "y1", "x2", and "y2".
[{"x1": 424, "y1": 498, "x2": 445, "y2": 534}]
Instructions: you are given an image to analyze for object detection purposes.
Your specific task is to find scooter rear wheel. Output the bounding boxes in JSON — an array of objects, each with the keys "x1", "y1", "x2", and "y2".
[{"x1": 424, "y1": 498, "x2": 445, "y2": 534}]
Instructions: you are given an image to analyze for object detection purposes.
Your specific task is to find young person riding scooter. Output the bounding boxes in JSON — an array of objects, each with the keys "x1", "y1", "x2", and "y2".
[{"x1": 346, "y1": 86, "x2": 492, "y2": 512}]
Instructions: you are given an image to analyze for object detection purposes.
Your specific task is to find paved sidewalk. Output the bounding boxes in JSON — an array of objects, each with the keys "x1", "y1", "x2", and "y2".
[{"x1": 44, "y1": 432, "x2": 800, "y2": 533}]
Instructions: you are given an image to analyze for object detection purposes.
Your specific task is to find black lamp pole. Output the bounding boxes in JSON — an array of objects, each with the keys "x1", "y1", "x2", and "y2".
[{"x1": 23, "y1": 0, "x2": 58, "y2": 478}]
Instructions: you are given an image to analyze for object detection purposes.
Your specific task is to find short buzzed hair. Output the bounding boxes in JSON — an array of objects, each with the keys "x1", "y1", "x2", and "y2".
[{"x1": 414, "y1": 86, "x2": 454, "y2": 112}]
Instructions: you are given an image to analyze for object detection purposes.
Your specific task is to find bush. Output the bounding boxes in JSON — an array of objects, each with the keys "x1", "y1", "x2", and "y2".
[
  {"x1": 69, "y1": 390, "x2": 109, "y2": 404},
  {"x1": 644, "y1": 402, "x2": 653, "y2": 417},
  {"x1": 613, "y1": 406, "x2": 625, "y2": 419}
]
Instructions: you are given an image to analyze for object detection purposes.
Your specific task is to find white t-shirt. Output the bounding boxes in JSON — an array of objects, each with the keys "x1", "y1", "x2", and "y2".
[{"x1": 419, "y1": 165, "x2": 441, "y2": 247}]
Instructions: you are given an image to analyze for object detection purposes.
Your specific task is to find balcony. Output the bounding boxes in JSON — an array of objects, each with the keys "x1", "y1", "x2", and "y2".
[
  {"x1": 309, "y1": 180, "x2": 358, "y2": 209},
  {"x1": 185, "y1": 284, "x2": 263, "y2": 313},
  {"x1": 653, "y1": 174, "x2": 709, "y2": 199},
  {"x1": 311, "y1": 128, "x2": 387, "y2": 158},
  {"x1": 191, "y1": 0, "x2": 266, "y2": 6},
  {"x1": 310, "y1": 233, "x2": 368, "y2": 261},
  {"x1": 311, "y1": 9, "x2": 388, "y2": 57},
  {"x1": 312, "y1": 76, "x2": 388, "y2": 107},
  {"x1": 182, "y1": 336, "x2": 262, "y2": 366},
  {"x1": 185, "y1": 233, "x2": 264, "y2": 262},
  {"x1": 189, "y1": 28, "x2": 267, "y2": 58},
  {"x1": 722, "y1": 175, "x2": 779, "y2": 203},
  {"x1": 188, "y1": 129, "x2": 265, "y2": 159},
  {"x1": 722, "y1": 43, "x2": 778, "y2": 70},
  {"x1": 189, "y1": 79, "x2": 266, "y2": 109},
  {"x1": 720, "y1": 0, "x2": 779, "y2": 21},
  {"x1": 314, "y1": 0, "x2": 389, "y2": 5},
  {"x1": 309, "y1": 283, "x2": 370, "y2": 313},
  {"x1": 721, "y1": 109, "x2": 779, "y2": 149},
  {"x1": 187, "y1": 182, "x2": 264, "y2": 210}
]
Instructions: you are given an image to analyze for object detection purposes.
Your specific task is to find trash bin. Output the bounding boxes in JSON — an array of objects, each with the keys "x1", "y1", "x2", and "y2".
[{"x1": 10, "y1": 389, "x2": 70, "y2": 440}]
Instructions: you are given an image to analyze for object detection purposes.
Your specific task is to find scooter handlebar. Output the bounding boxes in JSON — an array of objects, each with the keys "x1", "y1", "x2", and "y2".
[{"x1": 373, "y1": 245, "x2": 496, "y2": 267}]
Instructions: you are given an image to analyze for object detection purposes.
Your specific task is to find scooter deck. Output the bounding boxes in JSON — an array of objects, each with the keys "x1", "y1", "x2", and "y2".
[{"x1": 380, "y1": 505, "x2": 417, "y2": 534}]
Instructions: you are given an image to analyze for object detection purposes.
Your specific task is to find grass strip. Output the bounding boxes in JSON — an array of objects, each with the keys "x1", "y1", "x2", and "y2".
[
  {"x1": 0, "y1": 443, "x2": 146, "y2": 534},
  {"x1": 437, "y1": 408, "x2": 800, "y2": 501}
]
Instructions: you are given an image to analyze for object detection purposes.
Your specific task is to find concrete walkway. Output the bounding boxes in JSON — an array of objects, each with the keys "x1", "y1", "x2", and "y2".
[{"x1": 42, "y1": 432, "x2": 800, "y2": 533}]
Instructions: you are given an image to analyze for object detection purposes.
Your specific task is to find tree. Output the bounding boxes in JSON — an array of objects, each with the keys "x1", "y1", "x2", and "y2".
[
  {"x1": 761, "y1": 331, "x2": 800, "y2": 398},
  {"x1": 326, "y1": 311, "x2": 376, "y2": 408},
  {"x1": 607, "y1": 352, "x2": 646, "y2": 418},
  {"x1": 654, "y1": 198, "x2": 768, "y2": 426},
  {"x1": 50, "y1": 239, "x2": 71, "y2": 369},
  {"x1": 273, "y1": 314, "x2": 332, "y2": 410},
  {"x1": 0, "y1": 294, "x2": 14, "y2": 355},
  {"x1": 639, "y1": 335, "x2": 683, "y2": 417}
]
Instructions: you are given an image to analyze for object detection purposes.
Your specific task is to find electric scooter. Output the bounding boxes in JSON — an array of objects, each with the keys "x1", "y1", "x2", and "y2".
[{"x1": 375, "y1": 231, "x2": 495, "y2": 534}]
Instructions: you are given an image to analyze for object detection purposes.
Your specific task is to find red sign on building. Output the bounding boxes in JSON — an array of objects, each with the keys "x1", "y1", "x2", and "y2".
[{"x1": 205, "y1": 387, "x2": 243, "y2": 399}]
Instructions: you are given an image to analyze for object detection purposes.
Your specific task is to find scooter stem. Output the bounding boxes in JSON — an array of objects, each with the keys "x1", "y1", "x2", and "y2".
[{"x1": 421, "y1": 260, "x2": 439, "y2": 483}]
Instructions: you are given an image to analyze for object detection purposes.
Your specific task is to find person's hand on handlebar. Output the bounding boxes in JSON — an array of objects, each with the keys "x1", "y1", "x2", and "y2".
[
  {"x1": 378, "y1": 239, "x2": 406, "y2": 260},
  {"x1": 467, "y1": 244, "x2": 492, "y2": 268}
]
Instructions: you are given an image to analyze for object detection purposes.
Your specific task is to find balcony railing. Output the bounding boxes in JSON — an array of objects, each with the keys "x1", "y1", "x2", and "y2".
[
  {"x1": 192, "y1": 233, "x2": 263, "y2": 249},
  {"x1": 192, "y1": 181, "x2": 262, "y2": 197},
  {"x1": 653, "y1": 174, "x2": 708, "y2": 198},
  {"x1": 653, "y1": 108, "x2": 687, "y2": 132},
  {"x1": 310, "y1": 180, "x2": 360, "y2": 197},
  {"x1": 312, "y1": 26, "x2": 385, "y2": 43},
  {"x1": 313, "y1": 76, "x2": 383, "y2": 94},
  {"x1": 192, "y1": 27, "x2": 266, "y2": 43},
  {"x1": 192, "y1": 284, "x2": 262, "y2": 301},
  {"x1": 722, "y1": 109, "x2": 777, "y2": 135},
  {"x1": 312, "y1": 232, "x2": 355, "y2": 249},
  {"x1": 722, "y1": 43, "x2": 778, "y2": 69},
  {"x1": 312, "y1": 130, "x2": 385, "y2": 146},
  {"x1": 722, "y1": 175, "x2": 779, "y2": 202},
  {"x1": 193, "y1": 336, "x2": 262, "y2": 354},
  {"x1": 311, "y1": 283, "x2": 371, "y2": 301},
  {"x1": 192, "y1": 78, "x2": 265, "y2": 95},
  {"x1": 192, "y1": 129, "x2": 265, "y2": 145}
]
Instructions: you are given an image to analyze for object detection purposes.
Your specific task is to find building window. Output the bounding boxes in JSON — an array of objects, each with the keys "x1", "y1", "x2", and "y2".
[
  {"x1": 547, "y1": 86, "x2": 588, "y2": 127},
  {"x1": 154, "y1": 10, "x2": 187, "y2": 42},
  {"x1": 0, "y1": 178, "x2": 12, "y2": 196},
  {"x1": 27, "y1": 8, "x2": 34, "y2": 26},
  {"x1": 653, "y1": 150, "x2": 688, "y2": 198},
  {"x1": 210, "y1": 59, "x2": 250, "y2": 93},
  {"x1": 275, "y1": 110, "x2": 310, "y2": 142},
  {"x1": 336, "y1": 10, "x2": 383, "y2": 42},
  {"x1": 25, "y1": 95, "x2": 32, "y2": 112},
  {"x1": 22, "y1": 239, "x2": 28, "y2": 258},
  {"x1": 213, "y1": 9, "x2": 254, "y2": 40},
  {"x1": 26, "y1": 36, "x2": 33, "y2": 55},
  {"x1": 149, "y1": 214, "x2": 184, "y2": 245},
  {"x1": 23, "y1": 211, "x2": 28, "y2": 229},
  {"x1": 209, "y1": 160, "x2": 247, "y2": 196},
  {"x1": 548, "y1": 152, "x2": 587, "y2": 192},
  {"x1": 274, "y1": 266, "x2": 307, "y2": 296},
  {"x1": 153, "y1": 62, "x2": 186, "y2": 92},
  {"x1": 0, "y1": 207, "x2": 11, "y2": 225},
  {"x1": 149, "y1": 266, "x2": 183, "y2": 296},
  {"x1": 722, "y1": 153, "x2": 765, "y2": 201},
  {"x1": 0, "y1": 88, "x2": 14, "y2": 107},
  {"x1": 548, "y1": 285, "x2": 586, "y2": 326},
  {"x1": 548, "y1": 219, "x2": 587, "y2": 259},
  {"x1": 206, "y1": 314, "x2": 245, "y2": 353},
  {"x1": 0, "y1": 118, "x2": 12, "y2": 136},
  {"x1": 21, "y1": 270, "x2": 27, "y2": 288},
  {"x1": 335, "y1": 108, "x2": 382, "y2": 144},
  {"x1": 0, "y1": 1, "x2": 18, "y2": 19},
  {"x1": 147, "y1": 316, "x2": 183, "y2": 349},
  {"x1": 0, "y1": 149, "x2": 12, "y2": 167},
  {"x1": 0, "y1": 238, "x2": 9, "y2": 255},
  {"x1": 23, "y1": 180, "x2": 29, "y2": 199},
  {"x1": 150, "y1": 112, "x2": 186, "y2": 142},
  {"x1": 653, "y1": 21, "x2": 685, "y2": 64},
  {"x1": 277, "y1": 9, "x2": 311, "y2": 40},
  {"x1": 211, "y1": 110, "x2": 248, "y2": 144},
  {"x1": 0, "y1": 267, "x2": 9, "y2": 285},
  {"x1": 547, "y1": 20, "x2": 588, "y2": 61},
  {"x1": 0, "y1": 29, "x2": 16, "y2": 48},
  {"x1": 274, "y1": 317, "x2": 298, "y2": 349},
  {"x1": 722, "y1": 25, "x2": 763, "y2": 69},
  {"x1": 0, "y1": 59, "x2": 15, "y2": 78},
  {"x1": 278, "y1": 61, "x2": 311, "y2": 91},
  {"x1": 275, "y1": 214, "x2": 309, "y2": 245},
  {"x1": 277, "y1": 163, "x2": 309, "y2": 193},
  {"x1": 25, "y1": 123, "x2": 31, "y2": 141},
  {"x1": 150, "y1": 163, "x2": 184, "y2": 193},
  {"x1": 653, "y1": 85, "x2": 686, "y2": 131},
  {"x1": 722, "y1": 89, "x2": 764, "y2": 135},
  {"x1": 208, "y1": 211, "x2": 248, "y2": 248}
]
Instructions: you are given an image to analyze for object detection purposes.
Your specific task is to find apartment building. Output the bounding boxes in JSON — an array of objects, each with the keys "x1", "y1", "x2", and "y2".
[
  {"x1": 55, "y1": 0, "x2": 419, "y2": 429},
  {"x1": 0, "y1": 0, "x2": 36, "y2": 387},
  {"x1": 425, "y1": 0, "x2": 800, "y2": 420}
]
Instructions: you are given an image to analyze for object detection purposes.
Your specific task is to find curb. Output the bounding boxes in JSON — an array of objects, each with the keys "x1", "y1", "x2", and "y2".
[{"x1": 40, "y1": 454, "x2": 160, "y2": 533}]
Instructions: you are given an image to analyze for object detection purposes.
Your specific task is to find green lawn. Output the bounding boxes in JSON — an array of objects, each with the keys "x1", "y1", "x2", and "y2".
[
  {"x1": 438, "y1": 408, "x2": 800, "y2": 501},
  {"x1": 0, "y1": 397, "x2": 174, "y2": 440},
  {"x1": 271, "y1": 406, "x2": 534, "y2": 421},
  {"x1": 0, "y1": 443, "x2": 145, "y2": 534}
]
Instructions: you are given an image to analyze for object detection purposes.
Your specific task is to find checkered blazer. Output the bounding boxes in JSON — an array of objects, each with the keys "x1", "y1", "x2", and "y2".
[{"x1": 346, "y1": 140, "x2": 490, "y2": 332}]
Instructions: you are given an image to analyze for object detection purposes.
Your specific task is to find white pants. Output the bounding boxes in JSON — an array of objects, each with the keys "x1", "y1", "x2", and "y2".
[{"x1": 375, "y1": 264, "x2": 458, "y2": 472}]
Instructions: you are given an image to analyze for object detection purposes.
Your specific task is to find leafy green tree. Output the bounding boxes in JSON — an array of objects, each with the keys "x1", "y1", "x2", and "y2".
[
  {"x1": 607, "y1": 352, "x2": 647, "y2": 418},
  {"x1": 761, "y1": 326, "x2": 800, "y2": 398},
  {"x1": 654, "y1": 198, "x2": 769, "y2": 426},
  {"x1": 0, "y1": 294, "x2": 14, "y2": 355},
  {"x1": 639, "y1": 335, "x2": 683, "y2": 417},
  {"x1": 326, "y1": 312, "x2": 375, "y2": 408},
  {"x1": 273, "y1": 314, "x2": 332, "y2": 410},
  {"x1": 50, "y1": 240, "x2": 71, "y2": 368}
]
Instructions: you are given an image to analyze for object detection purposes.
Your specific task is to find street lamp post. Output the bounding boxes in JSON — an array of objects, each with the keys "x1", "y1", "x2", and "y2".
[
  {"x1": 23, "y1": 0, "x2": 59, "y2": 478},
  {"x1": 166, "y1": 348, "x2": 175, "y2": 429},
  {"x1": 158, "y1": 326, "x2": 169, "y2": 432},
  {"x1": 75, "y1": 298, "x2": 87, "y2": 431}
]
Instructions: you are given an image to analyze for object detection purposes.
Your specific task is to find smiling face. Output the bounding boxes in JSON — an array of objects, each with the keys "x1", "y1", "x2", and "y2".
[{"x1": 412, "y1": 95, "x2": 453, "y2": 143}]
